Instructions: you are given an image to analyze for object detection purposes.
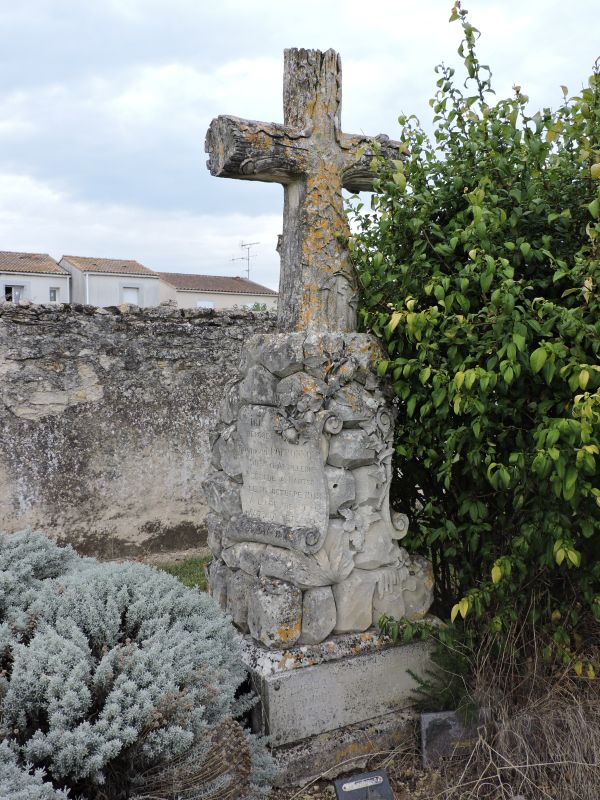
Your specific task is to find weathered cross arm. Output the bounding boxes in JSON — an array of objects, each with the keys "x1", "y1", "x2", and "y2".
[
  {"x1": 339, "y1": 133, "x2": 403, "y2": 193},
  {"x1": 205, "y1": 115, "x2": 309, "y2": 184}
]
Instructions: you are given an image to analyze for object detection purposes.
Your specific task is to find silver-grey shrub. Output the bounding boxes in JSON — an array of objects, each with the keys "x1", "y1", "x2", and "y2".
[
  {"x1": 0, "y1": 531, "x2": 273, "y2": 799},
  {"x1": 0, "y1": 742, "x2": 70, "y2": 800}
]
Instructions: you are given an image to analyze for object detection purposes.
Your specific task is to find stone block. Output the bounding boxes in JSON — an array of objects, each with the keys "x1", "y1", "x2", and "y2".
[
  {"x1": 327, "y1": 430, "x2": 376, "y2": 469},
  {"x1": 247, "y1": 577, "x2": 302, "y2": 649},
  {"x1": 226, "y1": 569, "x2": 257, "y2": 633},
  {"x1": 276, "y1": 371, "x2": 327, "y2": 413},
  {"x1": 202, "y1": 471, "x2": 242, "y2": 518},
  {"x1": 220, "y1": 378, "x2": 242, "y2": 424},
  {"x1": 325, "y1": 466, "x2": 355, "y2": 515},
  {"x1": 327, "y1": 382, "x2": 379, "y2": 426},
  {"x1": 257, "y1": 333, "x2": 305, "y2": 377},
  {"x1": 221, "y1": 541, "x2": 266, "y2": 576},
  {"x1": 206, "y1": 512, "x2": 224, "y2": 557},
  {"x1": 303, "y1": 332, "x2": 345, "y2": 379},
  {"x1": 259, "y1": 544, "x2": 335, "y2": 589},
  {"x1": 207, "y1": 559, "x2": 229, "y2": 610},
  {"x1": 333, "y1": 569, "x2": 378, "y2": 633},
  {"x1": 238, "y1": 364, "x2": 278, "y2": 405},
  {"x1": 271, "y1": 712, "x2": 414, "y2": 786},
  {"x1": 299, "y1": 586, "x2": 336, "y2": 644},
  {"x1": 352, "y1": 519, "x2": 399, "y2": 570},
  {"x1": 237, "y1": 405, "x2": 329, "y2": 541},
  {"x1": 244, "y1": 633, "x2": 431, "y2": 747},
  {"x1": 421, "y1": 710, "x2": 479, "y2": 767},
  {"x1": 371, "y1": 555, "x2": 434, "y2": 623},
  {"x1": 214, "y1": 426, "x2": 242, "y2": 481},
  {"x1": 403, "y1": 555, "x2": 435, "y2": 620},
  {"x1": 225, "y1": 514, "x2": 324, "y2": 555},
  {"x1": 343, "y1": 334, "x2": 382, "y2": 383},
  {"x1": 352, "y1": 464, "x2": 387, "y2": 508}
]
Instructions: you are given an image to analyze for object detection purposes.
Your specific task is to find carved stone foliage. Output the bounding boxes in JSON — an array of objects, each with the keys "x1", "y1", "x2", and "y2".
[{"x1": 204, "y1": 332, "x2": 433, "y2": 648}]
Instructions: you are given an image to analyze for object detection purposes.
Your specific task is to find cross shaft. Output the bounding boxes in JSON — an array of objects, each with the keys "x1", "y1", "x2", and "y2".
[{"x1": 205, "y1": 48, "x2": 400, "y2": 332}]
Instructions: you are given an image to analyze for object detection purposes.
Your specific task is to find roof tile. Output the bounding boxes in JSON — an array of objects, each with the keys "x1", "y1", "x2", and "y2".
[
  {"x1": 62, "y1": 255, "x2": 156, "y2": 276},
  {"x1": 158, "y1": 272, "x2": 277, "y2": 295},
  {"x1": 0, "y1": 251, "x2": 68, "y2": 276}
]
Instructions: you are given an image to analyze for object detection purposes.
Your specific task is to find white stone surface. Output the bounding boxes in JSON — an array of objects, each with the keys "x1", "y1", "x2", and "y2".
[
  {"x1": 299, "y1": 586, "x2": 337, "y2": 644},
  {"x1": 202, "y1": 471, "x2": 242, "y2": 518},
  {"x1": 352, "y1": 464, "x2": 387, "y2": 507},
  {"x1": 327, "y1": 429, "x2": 376, "y2": 469},
  {"x1": 324, "y1": 465, "x2": 355, "y2": 515},
  {"x1": 259, "y1": 528, "x2": 354, "y2": 588},
  {"x1": 247, "y1": 577, "x2": 302, "y2": 649},
  {"x1": 247, "y1": 639, "x2": 431, "y2": 745},
  {"x1": 327, "y1": 381, "x2": 378, "y2": 425},
  {"x1": 238, "y1": 404, "x2": 329, "y2": 535},
  {"x1": 353, "y1": 518, "x2": 399, "y2": 569},
  {"x1": 221, "y1": 541, "x2": 266, "y2": 575},
  {"x1": 238, "y1": 364, "x2": 278, "y2": 405},
  {"x1": 333, "y1": 569, "x2": 378, "y2": 633},
  {"x1": 208, "y1": 560, "x2": 229, "y2": 610},
  {"x1": 226, "y1": 569, "x2": 257, "y2": 633}
]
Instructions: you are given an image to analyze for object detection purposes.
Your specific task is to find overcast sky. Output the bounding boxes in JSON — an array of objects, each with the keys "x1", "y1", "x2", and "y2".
[{"x1": 1, "y1": 1, "x2": 598, "y2": 290}]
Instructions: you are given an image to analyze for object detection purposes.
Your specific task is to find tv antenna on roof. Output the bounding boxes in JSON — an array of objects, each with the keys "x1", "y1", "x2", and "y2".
[{"x1": 231, "y1": 240, "x2": 259, "y2": 280}]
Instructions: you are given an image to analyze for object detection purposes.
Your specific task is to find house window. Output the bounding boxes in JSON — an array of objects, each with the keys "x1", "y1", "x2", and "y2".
[
  {"x1": 196, "y1": 300, "x2": 215, "y2": 309},
  {"x1": 4, "y1": 285, "x2": 24, "y2": 302},
  {"x1": 122, "y1": 286, "x2": 140, "y2": 305},
  {"x1": 49, "y1": 287, "x2": 60, "y2": 302}
]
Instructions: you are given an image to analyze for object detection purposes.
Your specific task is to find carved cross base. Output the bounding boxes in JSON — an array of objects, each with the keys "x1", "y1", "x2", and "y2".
[{"x1": 203, "y1": 332, "x2": 433, "y2": 648}]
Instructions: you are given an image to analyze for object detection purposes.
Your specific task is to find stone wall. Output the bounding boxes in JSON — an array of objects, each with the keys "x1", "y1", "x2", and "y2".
[{"x1": 0, "y1": 301, "x2": 276, "y2": 557}]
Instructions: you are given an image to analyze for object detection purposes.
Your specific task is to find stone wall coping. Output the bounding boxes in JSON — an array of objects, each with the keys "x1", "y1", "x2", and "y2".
[{"x1": 0, "y1": 300, "x2": 277, "y2": 326}]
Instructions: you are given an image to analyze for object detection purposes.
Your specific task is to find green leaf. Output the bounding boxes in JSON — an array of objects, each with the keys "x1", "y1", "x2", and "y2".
[
  {"x1": 512, "y1": 333, "x2": 526, "y2": 352},
  {"x1": 392, "y1": 172, "x2": 407, "y2": 191},
  {"x1": 432, "y1": 387, "x2": 446, "y2": 408},
  {"x1": 588, "y1": 198, "x2": 600, "y2": 219},
  {"x1": 388, "y1": 311, "x2": 402, "y2": 333},
  {"x1": 419, "y1": 367, "x2": 431, "y2": 384},
  {"x1": 530, "y1": 347, "x2": 547, "y2": 373},
  {"x1": 377, "y1": 360, "x2": 389, "y2": 377},
  {"x1": 579, "y1": 369, "x2": 590, "y2": 389},
  {"x1": 520, "y1": 242, "x2": 531, "y2": 257}
]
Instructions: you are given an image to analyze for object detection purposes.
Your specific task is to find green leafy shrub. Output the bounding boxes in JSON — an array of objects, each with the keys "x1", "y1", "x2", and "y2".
[
  {"x1": 350, "y1": 3, "x2": 600, "y2": 664},
  {"x1": 0, "y1": 531, "x2": 273, "y2": 799}
]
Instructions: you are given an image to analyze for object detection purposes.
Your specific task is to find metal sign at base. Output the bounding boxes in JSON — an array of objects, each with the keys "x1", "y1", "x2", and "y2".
[{"x1": 334, "y1": 769, "x2": 394, "y2": 799}]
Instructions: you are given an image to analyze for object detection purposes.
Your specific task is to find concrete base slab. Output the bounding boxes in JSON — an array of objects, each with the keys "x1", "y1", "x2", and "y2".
[
  {"x1": 241, "y1": 628, "x2": 432, "y2": 786},
  {"x1": 273, "y1": 710, "x2": 415, "y2": 787}
]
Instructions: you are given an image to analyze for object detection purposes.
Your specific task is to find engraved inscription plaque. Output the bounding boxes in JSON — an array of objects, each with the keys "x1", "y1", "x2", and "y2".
[{"x1": 238, "y1": 405, "x2": 329, "y2": 535}]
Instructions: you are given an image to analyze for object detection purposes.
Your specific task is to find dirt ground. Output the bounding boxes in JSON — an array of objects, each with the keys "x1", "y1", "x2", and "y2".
[{"x1": 269, "y1": 745, "x2": 443, "y2": 800}]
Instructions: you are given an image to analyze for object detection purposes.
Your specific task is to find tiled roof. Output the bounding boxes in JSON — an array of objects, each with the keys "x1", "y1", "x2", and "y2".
[
  {"x1": 62, "y1": 255, "x2": 157, "y2": 276},
  {"x1": 158, "y1": 273, "x2": 278, "y2": 296},
  {"x1": 0, "y1": 251, "x2": 68, "y2": 275}
]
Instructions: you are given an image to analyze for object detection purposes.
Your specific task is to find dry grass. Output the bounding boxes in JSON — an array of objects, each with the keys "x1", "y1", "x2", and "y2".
[{"x1": 272, "y1": 619, "x2": 600, "y2": 800}]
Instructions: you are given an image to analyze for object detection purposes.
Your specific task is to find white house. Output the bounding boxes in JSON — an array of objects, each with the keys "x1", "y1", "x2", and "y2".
[
  {"x1": 158, "y1": 273, "x2": 278, "y2": 310},
  {"x1": 59, "y1": 255, "x2": 160, "y2": 308},
  {"x1": 0, "y1": 251, "x2": 70, "y2": 304}
]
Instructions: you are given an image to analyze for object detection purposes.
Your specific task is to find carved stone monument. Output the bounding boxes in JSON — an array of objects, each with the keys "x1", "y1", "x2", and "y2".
[{"x1": 203, "y1": 48, "x2": 433, "y2": 785}]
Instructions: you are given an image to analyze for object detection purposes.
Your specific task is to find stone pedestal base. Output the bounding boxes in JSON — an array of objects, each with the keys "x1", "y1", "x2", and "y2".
[{"x1": 242, "y1": 629, "x2": 432, "y2": 786}]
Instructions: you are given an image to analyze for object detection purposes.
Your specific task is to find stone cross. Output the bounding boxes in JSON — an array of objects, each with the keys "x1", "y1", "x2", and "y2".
[{"x1": 205, "y1": 48, "x2": 400, "y2": 333}]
